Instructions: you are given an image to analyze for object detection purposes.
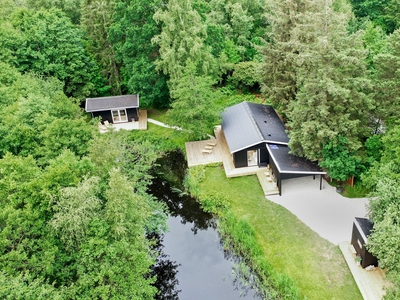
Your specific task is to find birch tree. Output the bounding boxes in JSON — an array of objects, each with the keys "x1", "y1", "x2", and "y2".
[{"x1": 152, "y1": 0, "x2": 217, "y2": 88}]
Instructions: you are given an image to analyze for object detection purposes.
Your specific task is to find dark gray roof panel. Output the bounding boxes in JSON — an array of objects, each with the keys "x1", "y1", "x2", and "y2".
[
  {"x1": 222, "y1": 102, "x2": 289, "y2": 153},
  {"x1": 267, "y1": 144, "x2": 325, "y2": 174},
  {"x1": 85, "y1": 95, "x2": 139, "y2": 112},
  {"x1": 247, "y1": 103, "x2": 289, "y2": 144},
  {"x1": 222, "y1": 102, "x2": 264, "y2": 153}
]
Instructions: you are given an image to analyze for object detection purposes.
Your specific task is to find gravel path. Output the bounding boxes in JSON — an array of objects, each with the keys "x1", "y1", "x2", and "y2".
[
  {"x1": 147, "y1": 118, "x2": 182, "y2": 130},
  {"x1": 268, "y1": 176, "x2": 368, "y2": 245}
]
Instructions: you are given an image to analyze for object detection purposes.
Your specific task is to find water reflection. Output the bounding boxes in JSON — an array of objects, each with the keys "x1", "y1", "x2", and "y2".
[
  {"x1": 150, "y1": 232, "x2": 181, "y2": 300},
  {"x1": 149, "y1": 174, "x2": 261, "y2": 299},
  {"x1": 150, "y1": 179, "x2": 216, "y2": 234}
]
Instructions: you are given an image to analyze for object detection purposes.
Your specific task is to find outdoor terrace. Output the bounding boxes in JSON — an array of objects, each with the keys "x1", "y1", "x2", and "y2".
[
  {"x1": 99, "y1": 110, "x2": 147, "y2": 133},
  {"x1": 185, "y1": 126, "x2": 279, "y2": 196}
]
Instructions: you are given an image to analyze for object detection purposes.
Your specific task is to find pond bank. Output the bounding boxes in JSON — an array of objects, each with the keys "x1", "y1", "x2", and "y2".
[
  {"x1": 149, "y1": 150, "x2": 262, "y2": 299},
  {"x1": 189, "y1": 164, "x2": 363, "y2": 299}
]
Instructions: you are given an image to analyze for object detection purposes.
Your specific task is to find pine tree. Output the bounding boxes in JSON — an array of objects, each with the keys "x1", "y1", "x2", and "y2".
[
  {"x1": 260, "y1": 0, "x2": 372, "y2": 162},
  {"x1": 260, "y1": 0, "x2": 315, "y2": 111},
  {"x1": 81, "y1": 0, "x2": 122, "y2": 95}
]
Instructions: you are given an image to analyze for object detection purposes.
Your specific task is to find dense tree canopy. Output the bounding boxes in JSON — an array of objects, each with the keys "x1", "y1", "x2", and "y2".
[
  {"x1": 1, "y1": 0, "x2": 400, "y2": 298},
  {"x1": 0, "y1": 61, "x2": 165, "y2": 297},
  {"x1": 109, "y1": 0, "x2": 170, "y2": 108},
  {"x1": 1, "y1": 7, "x2": 102, "y2": 99},
  {"x1": 261, "y1": 0, "x2": 372, "y2": 161}
]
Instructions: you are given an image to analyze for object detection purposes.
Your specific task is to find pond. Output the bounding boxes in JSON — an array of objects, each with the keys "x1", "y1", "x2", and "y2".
[{"x1": 148, "y1": 150, "x2": 262, "y2": 300}]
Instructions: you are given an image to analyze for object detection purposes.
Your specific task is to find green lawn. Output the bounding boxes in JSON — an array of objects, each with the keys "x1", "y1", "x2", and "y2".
[
  {"x1": 146, "y1": 105, "x2": 362, "y2": 299},
  {"x1": 196, "y1": 165, "x2": 362, "y2": 300}
]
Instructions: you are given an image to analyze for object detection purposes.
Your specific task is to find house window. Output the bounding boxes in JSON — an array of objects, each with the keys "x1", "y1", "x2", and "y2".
[{"x1": 111, "y1": 109, "x2": 128, "y2": 123}]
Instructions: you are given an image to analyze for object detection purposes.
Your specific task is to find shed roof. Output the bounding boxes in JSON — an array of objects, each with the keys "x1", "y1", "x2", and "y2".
[
  {"x1": 222, "y1": 102, "x2": 289, "y2": 153},
  {"x1": 85, "y1": 94, "x2": 139, "y2": 112},
  {"x1": 267, "y1": 144, "x2": 325, "y2": 174},
  {"x1": 354, "y1": 217, "x2": 373, "y2": 242}
]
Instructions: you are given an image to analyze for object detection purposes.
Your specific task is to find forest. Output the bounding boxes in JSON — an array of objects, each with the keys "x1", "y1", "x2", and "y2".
[{"x1": 0, "y1": 0, "x2": 400, "y2": 298}]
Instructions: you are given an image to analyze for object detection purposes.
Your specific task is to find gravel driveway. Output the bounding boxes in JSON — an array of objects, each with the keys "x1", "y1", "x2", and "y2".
[{"x1": 268, "y1": 176, "x2": 368, "y2": 245}]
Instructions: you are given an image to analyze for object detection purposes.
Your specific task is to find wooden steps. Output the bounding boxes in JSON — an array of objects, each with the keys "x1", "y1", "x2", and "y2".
[{"x1": 257, "y1": 169, "x2": 279, "y2": 197}]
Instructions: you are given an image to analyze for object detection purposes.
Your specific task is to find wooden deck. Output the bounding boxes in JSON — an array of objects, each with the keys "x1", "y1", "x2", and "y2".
[
  {"x1": 185, "y1": 126, "x2": 279, "y2": 195},
  {"x1": 99, "y1": 110, "x2": 147, "y2": 133},
  {"x1": 138, "y1": 110, "x2": 147, "y2": 130},
  {"x1": 185, "y1": 137, "x2": 224, "y2": 166},
  {"x1": 339, "y1": 242, "x2": 390, "y2": 300}
]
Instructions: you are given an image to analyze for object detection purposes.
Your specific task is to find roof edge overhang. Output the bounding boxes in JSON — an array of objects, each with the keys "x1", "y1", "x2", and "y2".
[
  {"x1": 230, "y1": 140, "x2": 289, "y2": 154},
  {"x1": 267, "y1": 144, "x2": 325, "y2": 175},
  {"x1": 280, "y1": 170, "x2": 327, "y2": 175},
  {"x1": 85, "y1": 94, "x2": 139, "y2": 112},
  {"x1": 85, "y1": 106, "x2": 139, "y2": 113}
]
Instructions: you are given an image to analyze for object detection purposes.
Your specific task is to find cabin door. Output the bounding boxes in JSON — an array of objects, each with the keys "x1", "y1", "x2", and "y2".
[
  {"x1": 247, "y1": 149, "x2": 258, "y2": 166},
  {"x1": 111, "y1": 109, "x2": 128, "y2": 123}
]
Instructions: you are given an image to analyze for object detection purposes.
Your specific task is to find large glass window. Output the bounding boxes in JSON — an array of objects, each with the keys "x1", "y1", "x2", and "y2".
[
  {"x1": 247, "y1": 150, "x2": 258, "y2": 166},
  {"x1": 111, "y1": 109, "x2": 127, "y2": 123}
]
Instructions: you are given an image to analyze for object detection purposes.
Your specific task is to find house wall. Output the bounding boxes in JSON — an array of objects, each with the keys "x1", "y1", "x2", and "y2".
[
  {"x1": 92, "y1": 108, "x2": 138, "y2": 123},
  {"x1": 233, "y1": 151, "x2": 248, "y2": 168},
  {"x1": 260, "y1": 147, "x2": 269, "y2": 166},
  {"x1": 351, "y1": 222, "x2": 378, "y2": 268},
  {"x1": 233, "y1": 144, "x2": 269, "y2": 168},
  {"x1": 268, "y1": 155, "x2": 281, "y2": 188},
  {"x1": 92, "y1": 111, "x2": 112, "y2": 123},
  {"x1": 127, "y1": 108, "x2": 138, "y2": 121}
]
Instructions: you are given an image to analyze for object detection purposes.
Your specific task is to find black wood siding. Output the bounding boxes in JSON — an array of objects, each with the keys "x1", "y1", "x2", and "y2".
[
  {"x1": 127, "y1": 108, "x2": 138, "y2": 121},
  {"x1": 351, "y1": 221, "x2": 378, "y2": 268},
  {"x1": 233, "y1": 144, "x2": 268, "y2": 168},
  {"x1": 92, "y1": 111, "x2": 112, "y2": 123},
  {"x1": 233, "y1": 151, "x2": 248, "y2": 168},
  {"x1": 92, "y1": 108, "x2": 138, "y2": 123}
]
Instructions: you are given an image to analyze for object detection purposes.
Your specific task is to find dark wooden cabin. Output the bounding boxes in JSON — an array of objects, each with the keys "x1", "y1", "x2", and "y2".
[
  {"x1": 351, "y1": 217, "x2": 379, "y2": 268},
  {"x1": 85, "y1": 94, "x2": 139, "y2": 124},
  {"x1": 221, "y1": 102, "x2": 326, "y2": 195}
]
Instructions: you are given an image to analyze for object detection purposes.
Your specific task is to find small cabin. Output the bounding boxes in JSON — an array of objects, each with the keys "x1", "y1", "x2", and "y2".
[
  {"x1": 85, "y1": 94, "x2": 139, "y2": 124},
  {"x1": 351, "y1": 217, "x2": 378, "y2": 268},
  {"x1": 221, "y1": 102, "x2": 326, "y2": 195}
]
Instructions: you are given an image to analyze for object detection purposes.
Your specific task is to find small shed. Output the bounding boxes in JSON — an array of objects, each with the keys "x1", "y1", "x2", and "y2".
[
  {"x1": 351, "y1": 217, "x2": 378, "y2": 268},
  {"x1": 85, "y1": 94, "x2": 139, "y2": 124}
]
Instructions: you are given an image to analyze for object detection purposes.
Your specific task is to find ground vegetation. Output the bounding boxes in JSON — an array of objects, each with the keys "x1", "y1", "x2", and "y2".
[{"x1": 1, "y1": 0, "x2": 400, "y2": 298}]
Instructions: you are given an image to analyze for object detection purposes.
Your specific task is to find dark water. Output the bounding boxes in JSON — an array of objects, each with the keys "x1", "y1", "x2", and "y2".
[{"x1": 148, "y1": 150, "x2": 261, "y2": 300}]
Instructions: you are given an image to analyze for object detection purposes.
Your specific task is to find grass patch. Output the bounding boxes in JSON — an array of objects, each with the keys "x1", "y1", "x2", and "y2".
[
  {"x1": 129, "y1": 122, "x2": 187, "y2": 151},
  {"x1": 188, "y1": 165, "x2": 362, "y2": 300},
  {"x1": 342, "y1": 182, "x2": 371, "y2": 198}
]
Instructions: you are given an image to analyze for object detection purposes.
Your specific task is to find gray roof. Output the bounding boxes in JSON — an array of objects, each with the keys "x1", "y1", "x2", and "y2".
[
  {"x1": 222, "y1": 102, "x2": 289, "y2": 153},
  {"x1": 267, "y1": 144, "x2": 325, "y2": 174},
  {"x1": 85, "y1": 94, "x2": 139, "y2": 112}
]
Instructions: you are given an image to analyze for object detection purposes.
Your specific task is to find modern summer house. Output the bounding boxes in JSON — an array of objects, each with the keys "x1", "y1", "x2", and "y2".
[
  {"x1": 221, "y1": 102, "x2": 326, "y2": 195},
  {"x1": 85, "y1": 94, "x2": 140, "y2": 124}
]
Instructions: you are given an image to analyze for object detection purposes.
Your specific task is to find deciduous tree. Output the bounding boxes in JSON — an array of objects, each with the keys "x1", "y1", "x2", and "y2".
[
  {"x1": 109, "y1": 0, "x2": 170, "y2": 108},
  {"x1": 152, "y1": 0, "x2": 217, "y2": 89},
  {"x1": 8, "y1": 8, "x2": 100, "y2": 98},
  {"x1": 372, "y1": 29, "x2": 400, "y2": 127},
  {"x1": 166, "y1": 65, "x2": 221, "y2": 140}
]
